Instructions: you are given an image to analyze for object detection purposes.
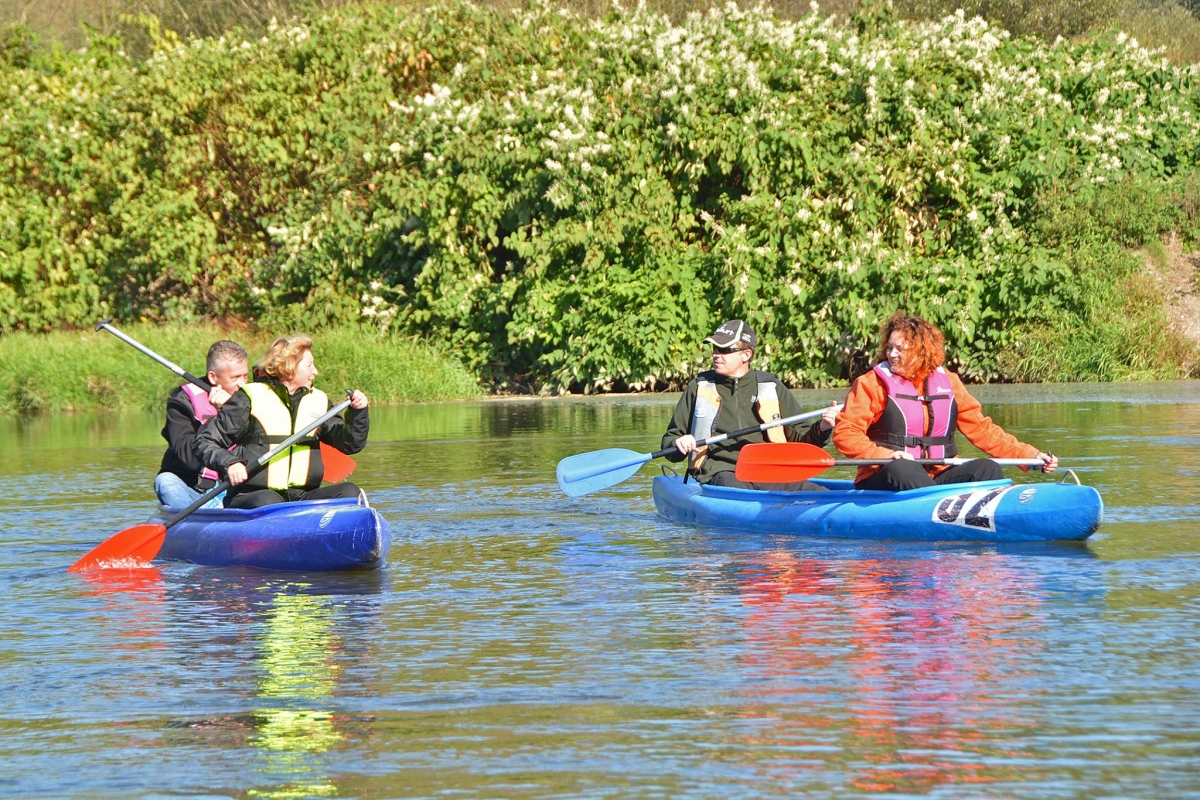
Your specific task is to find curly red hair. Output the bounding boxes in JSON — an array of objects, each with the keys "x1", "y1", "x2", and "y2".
[{"x1": 876, "y1": 312, "x2": 945, "y2": 384}]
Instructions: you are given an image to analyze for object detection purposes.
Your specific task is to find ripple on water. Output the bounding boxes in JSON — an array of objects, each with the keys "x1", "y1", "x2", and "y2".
[
  {"x1": 3, "y1": 393, "x2": 1200, "y2": 798},
  {"x1": 1103, "y1": 504, "x2": 1200, "y2": 523}
]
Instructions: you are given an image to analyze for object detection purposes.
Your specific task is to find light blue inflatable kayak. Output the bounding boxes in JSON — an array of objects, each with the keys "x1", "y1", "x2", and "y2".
[
  {"x1": 652, "y1": 474, "x2": 1103, "y2": 542},
  {"x1": 151, "y1": 497, "x2": 390, "y2": 571}
]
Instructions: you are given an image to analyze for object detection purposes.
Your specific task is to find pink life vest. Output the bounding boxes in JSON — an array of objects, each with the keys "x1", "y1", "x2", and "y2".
[
  {"x1": 181, "y1": 383, "x2": 221, "y2": 482},
  {"x1": 866, "y1": 363, "x2": 959, "y2": 459}
]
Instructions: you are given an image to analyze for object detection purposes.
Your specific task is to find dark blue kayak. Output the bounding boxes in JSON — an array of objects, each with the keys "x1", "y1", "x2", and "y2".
[
  {"x1": 150, "y1": 497, "x2": 390, "y2": 571},
  {"x1": 652, "y1": 474, "x2": 1103, "y2": 543}
]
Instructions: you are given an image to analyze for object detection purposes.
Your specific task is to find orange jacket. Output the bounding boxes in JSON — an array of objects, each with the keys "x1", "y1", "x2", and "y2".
[{"x1": 832, "y1": 368, "x2": 1040, "y2": 482}]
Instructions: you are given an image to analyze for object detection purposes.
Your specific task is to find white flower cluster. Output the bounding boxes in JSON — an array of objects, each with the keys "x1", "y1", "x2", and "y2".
[{"x1": 360, "y1": 280, "x2": 398, "y2": 324}]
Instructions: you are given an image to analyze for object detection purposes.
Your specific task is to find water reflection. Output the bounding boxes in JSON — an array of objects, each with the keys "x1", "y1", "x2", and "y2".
[
  {"x1": 81, "y1": 568, "x2": 384, "y2": 799},
  {"x1": 180, "y1": 572, "x2": 384, "y2": 800},
  {"x1": 249, "y1": 593, "x2": 342, "y2": 799},
  {"x1": 678, "y1": 535, "x2": 1108, "y2": 794},
  {"x1": 80, "y1": 564, "x2": 167, "y2": 597},
  {"x1": 79, "y1": 566, "x2": 170, "y2": 665},
  {"x1": 6, "y1": 383, "x2": 1200, "y2": 797}
]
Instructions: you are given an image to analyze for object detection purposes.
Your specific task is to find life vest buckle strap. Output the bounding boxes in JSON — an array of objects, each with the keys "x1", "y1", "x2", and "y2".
[
  {"x1": 919, "y1": 434, "x2": 955, "y2": 446},
  {"x1": 877, "y1": 432, "x2": 922, "y2": 448}
]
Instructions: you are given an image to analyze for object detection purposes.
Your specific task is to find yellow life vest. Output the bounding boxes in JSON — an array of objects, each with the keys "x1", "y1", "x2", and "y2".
[
  {"x1": 689, "y1": 373, "x2": 787, "y2": 472},
  {"x1": 241, "y1": 383, "x2": 329, "y2": 491}
]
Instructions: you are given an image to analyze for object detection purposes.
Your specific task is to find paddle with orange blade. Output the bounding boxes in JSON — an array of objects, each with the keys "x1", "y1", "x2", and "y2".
[
  {"x1": 734, "y1": 442, "x2": 1047, "y2": 483},
  {"x1": 68, "y1": 396, "x2": 355, "y2": 573},
  {"x1": 557, "y1": 405, "x2": 841, "y2": 497},
  {"x1": 95, "y1": 319, "x2": 357, "y2": 482}
]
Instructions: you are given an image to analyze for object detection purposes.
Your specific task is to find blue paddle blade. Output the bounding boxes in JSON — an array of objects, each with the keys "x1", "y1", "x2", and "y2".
[{"x1": 556, "y1": 448, "x2": 654, "y2": 497}]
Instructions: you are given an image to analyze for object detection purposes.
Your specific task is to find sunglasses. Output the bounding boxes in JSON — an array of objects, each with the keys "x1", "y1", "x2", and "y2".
[{"x1": 712, "y1": 345, "x2": 748, "y2": 355}]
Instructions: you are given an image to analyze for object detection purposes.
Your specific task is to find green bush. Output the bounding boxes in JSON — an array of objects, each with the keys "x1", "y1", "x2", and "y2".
[
  {"x1": 2, "y1": 1, "x2": 1200, "y2": 392},
  {"x1": 999, "y1": 268, "x2": 1197, "y2": 382},
  {"x1": 998, "y1": 175, "x2": 1200, "y2": 381}
]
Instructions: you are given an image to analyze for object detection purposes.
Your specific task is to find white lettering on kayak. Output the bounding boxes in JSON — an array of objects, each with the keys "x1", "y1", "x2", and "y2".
[{"x1": 932, "y1": 487, "x2": 1012, "y2": 532}]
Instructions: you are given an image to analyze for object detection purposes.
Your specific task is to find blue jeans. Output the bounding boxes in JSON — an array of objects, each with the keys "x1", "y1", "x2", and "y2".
[{"x1": 154, "y1": 472, "x2": 225, "y2": 510}]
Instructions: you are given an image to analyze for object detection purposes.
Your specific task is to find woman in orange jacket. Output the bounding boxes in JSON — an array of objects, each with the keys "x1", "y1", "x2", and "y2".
[{"x1": 832, "y1": 313, "x2": 1058, "y2": 491}]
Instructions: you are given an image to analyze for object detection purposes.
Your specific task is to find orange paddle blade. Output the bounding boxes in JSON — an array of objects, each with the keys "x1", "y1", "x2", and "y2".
[
  {"x1": 320, "y1": 443, "x2": 357, "y2": 483},
  {"x1": 734, "y1": 443, "x2": 836, "y2": 483},
  {"x1": 67, "y1": 523, "x2": 167, "y2": 573}
]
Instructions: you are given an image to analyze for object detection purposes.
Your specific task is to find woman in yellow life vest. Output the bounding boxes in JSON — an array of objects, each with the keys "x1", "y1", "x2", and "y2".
[
  {"x1": 662, "y1": 319, "x2": 838, "y2": 491},
  {"x1": 194, "y1": 334, "x2": 369, "y2": 509}
]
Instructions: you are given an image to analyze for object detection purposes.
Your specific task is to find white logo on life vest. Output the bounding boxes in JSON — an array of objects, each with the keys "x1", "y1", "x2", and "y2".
[
  {"x1": 319, "y1": 510, "x2": 335, "y2": 529},
  {"x1": 932, "y1": 486, "x2": 1013, "y2": 532}
]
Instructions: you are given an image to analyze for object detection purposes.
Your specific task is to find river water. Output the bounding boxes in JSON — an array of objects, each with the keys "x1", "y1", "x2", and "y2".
[{"x1": 1, "y1": 382, "x2": 1198, "y2": 798}]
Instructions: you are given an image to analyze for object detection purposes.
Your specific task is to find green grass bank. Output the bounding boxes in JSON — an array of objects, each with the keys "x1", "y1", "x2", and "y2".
[{"x1": 0, "y1": 324, "x2": 482, "y2": 413}]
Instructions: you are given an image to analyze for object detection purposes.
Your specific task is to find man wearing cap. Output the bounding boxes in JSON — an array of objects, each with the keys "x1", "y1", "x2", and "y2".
[{"x1": 661, "y1": 320, "x2": 837, "y2": 490}]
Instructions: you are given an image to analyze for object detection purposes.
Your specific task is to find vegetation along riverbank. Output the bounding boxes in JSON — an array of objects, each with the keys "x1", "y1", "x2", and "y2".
[
  {"x1": 3, "y1": 0, "x2": 1200, "y2": 405},
  {"x1": 0, "y1": 325, "x2": 481, "y2": 413}
]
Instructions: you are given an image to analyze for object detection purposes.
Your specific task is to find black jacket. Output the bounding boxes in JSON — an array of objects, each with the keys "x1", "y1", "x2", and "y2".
[
  {"x1": 157, "y1": 386, "x2": 243, "y2": 490},
  {"x1": 194, "y1": 380, "x2": 368, "y2": 492},
  {"x1": 661, "y1": 369, "x2": 831, "y2": 482}
]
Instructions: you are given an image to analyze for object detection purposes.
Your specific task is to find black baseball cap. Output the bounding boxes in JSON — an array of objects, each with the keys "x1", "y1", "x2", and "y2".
[{"x1": 704, "y1": 319, "x2": 757, "y2": 349}]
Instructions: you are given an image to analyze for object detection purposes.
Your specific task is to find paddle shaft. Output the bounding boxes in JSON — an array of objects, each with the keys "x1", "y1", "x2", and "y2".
[
  {"x1": 656, "y1": 404, "x2": 839, "y2": 459},
  {"x1": 558, "y1": 405, "x2": 838, "y2": 487},
  {"x1": 96, "y1": 318, "x2": 210, "y2": 389},
  {"x1": 159, "y1": 396, "x2": 354, "y2": 531},
  {"x1": 827, "y1": 457, "x2": 1043, "y2": 467}
]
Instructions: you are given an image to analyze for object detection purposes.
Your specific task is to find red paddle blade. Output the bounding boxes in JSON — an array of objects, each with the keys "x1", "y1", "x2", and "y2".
[
  {"x1": 67, "y1": 523, "x2": 167, "y2": 573},
  {"x1": 734, "y1": 443, "x2": 836, "y2": 483},
  {"x1": 320, "y1": 443, "x2": 357, "y2": 483}
]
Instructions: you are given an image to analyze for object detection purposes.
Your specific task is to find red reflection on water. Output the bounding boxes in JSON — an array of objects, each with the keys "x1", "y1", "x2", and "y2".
[
  {"x1": 731, "y1": 549, "x2": 1044, "y2": 794},
  {"x1": 81, "y1": 564, "x2": 166, "y2": 596},
  {"x1": 79, "y1": 565, "x2": 169, "y2": 656}
]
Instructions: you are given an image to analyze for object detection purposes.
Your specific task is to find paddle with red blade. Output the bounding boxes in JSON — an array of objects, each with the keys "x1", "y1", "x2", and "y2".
[
  {"x1": 68, "y1": 396, "x2": 355, "y2": 573},
  {"x1": 735, "y1": 442, "x2": 1048, "y2": 483},
  {"x1": 95, "y1": 319, "x2": 356, "y2": 482},
  {"x1": 556, "y1": 405, "x2": 841, "y2": 497}
]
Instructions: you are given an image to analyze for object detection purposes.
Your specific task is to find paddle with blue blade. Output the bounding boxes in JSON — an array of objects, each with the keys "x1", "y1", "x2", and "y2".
[
  {"x1": 95, "y1": 319, "x2": 357, "y2": 483},
  {"x1": 556, "y1": 405, "x2": 839, "y2": 497},
  {"x1": 68, "y1": 395, "x2": 355, "y2": 573},
  {"x1": 734, "y1": 442, "x2": 1047, "y2": 483}
]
